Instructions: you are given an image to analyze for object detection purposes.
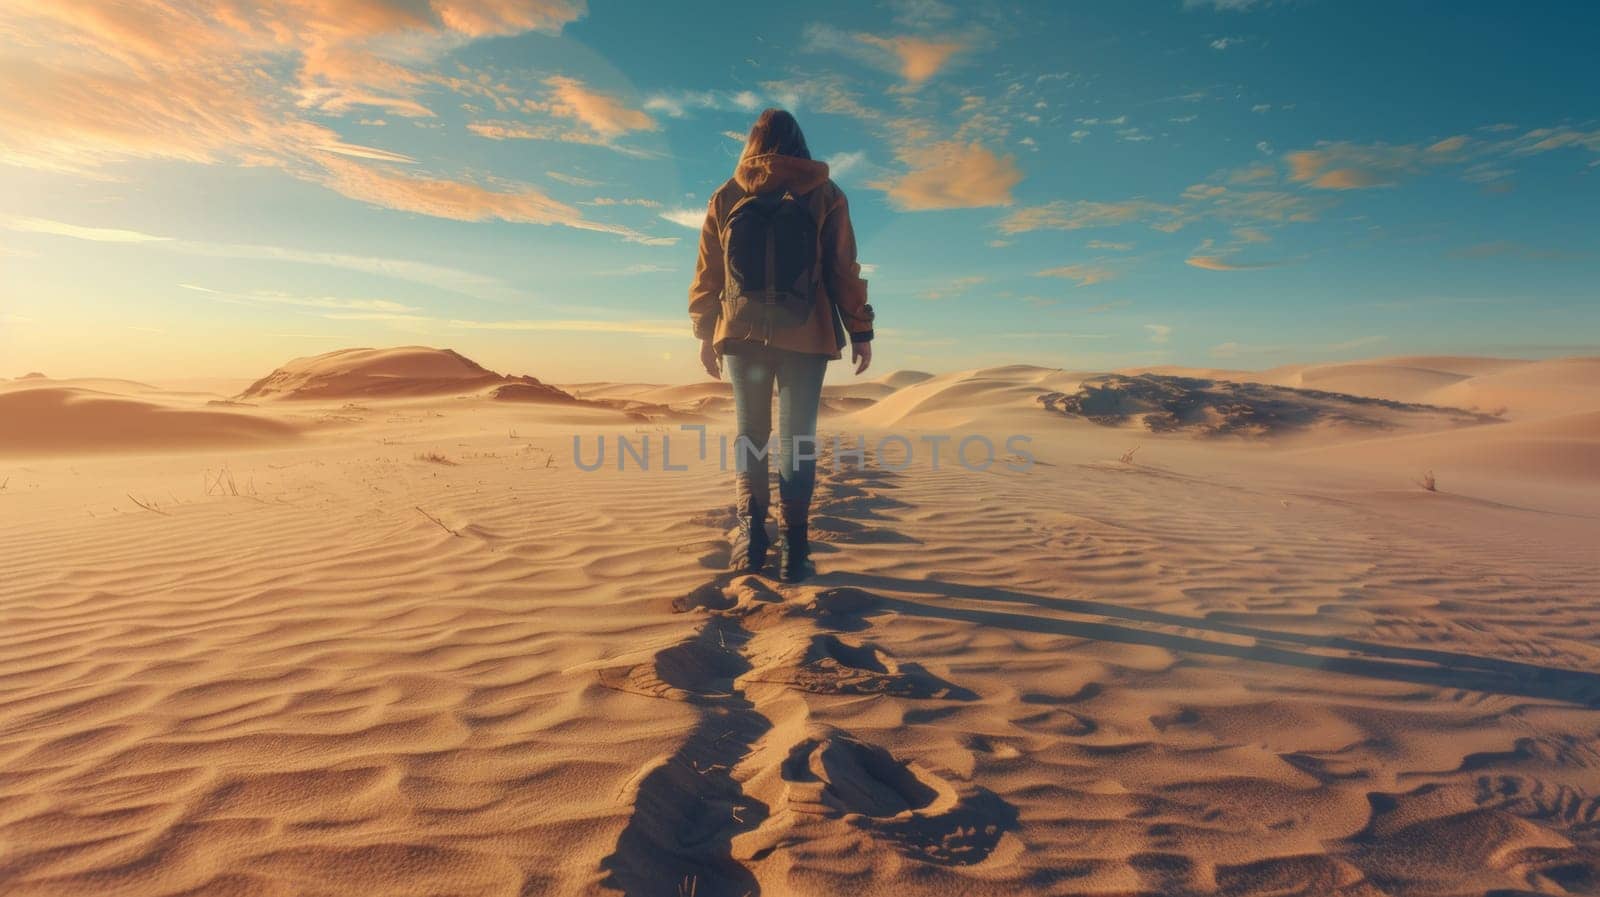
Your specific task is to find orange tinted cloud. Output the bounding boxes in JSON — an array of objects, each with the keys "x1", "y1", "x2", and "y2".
[
  {"x1": 1307, "y1": 167, "x2": 1393, "y2": 189},
  {"x1": 999, "y1": 199, "x2": 1179, "y2": 233},
  {"x1": 435, "y1": 0, "x2": 588, "y2": 35},
  {"x1": 804, "y1": 25, "x2": 963, "y2": 85},
  {"x1": 874, "y1": 142, "x2": 1021, "y2": 210},
  {"x1": 1284, "y1": 143, "x2": 1417, "y2": 190},
  {"x1": 0, "y1": 1, "x2": 584, "y2": 163},
  {"x1": 315, "y1": 155, "x2": 674, "y2": 244},
  {"x1": 465, "y1": 77, "x2": 657, "y2": 155},
  {"x1": 1185, "y1": 255, "x2": 1274, "y2": 271},
  {"x1": 1036, "y1": 264, "x2": 1117, "y2": 286},
  {"x1": 858, "y1": 35, "x2": 964, "y2": 83},
  {"x1": 1279, "y1": 131, "x2": 1596, "y2": 191},
  {"x1": 544, "y1": 76, "x2": 656, "y2": 137},
  {"x1": 1284, "y1": 149, "x2": 1330, "y2": 183},
  {"x1": 0, "y1": 1, "x2": 689, "y2": 242}
]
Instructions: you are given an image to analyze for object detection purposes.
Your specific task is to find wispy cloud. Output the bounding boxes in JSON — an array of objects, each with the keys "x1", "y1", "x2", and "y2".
[
  {"x1": 596, "y1": 263, "x2": 677, "y2": 276},
  {"x1": 1185, "y1": 255, "x2": 1277, "y2": 271},
  {"x1": 1285, "y1": 147, "x2": 1405, "y2": 189},
  {"x1": 0, "y1": 2, "x2": 680, "y2": 243},
  {"x1": 644, "y1": 89, "x2": 765, "y2": 118},
  {"x1": 763, "y1": 72, "x2": 1021, "y2": 212},
  {"x1": 805, "y1": 25, "x2": 965, "y2": 85},
  {"x1": 320, "y1": 311, "x2": 433, "y2": 325},
  {"x1": 546, "y1": 170, "x2": 602, "y2": 188},
  {"x1": 181, "y1": 284, "x2": 418, "y2": 313},
  {"x1": 447, "y1": 319, "x2": 684, "y2": 337},
  {"x1": 1502, "y1": 125, "x2": 1600, "y2": 156},
  {"x1": 4, "y1": 216, "x2": 172, "y2": 243},
  {"x1": 1144, "y1": 324, "x2": 1173, "y2": 344},
  {"x1": 3, "y1": 215, "x2": 518, "y2": 300},
  {"x1": 314, "y1": 155, "x2": 675, "y2": 245},
  {"x1": 2, "y1": 1, "x2": 586, "y2": 154},
  {"x1": 890, "y1": 0, "x2": 958, "y2": 27},
  {"x1": 660, "y1": 208, "x2": 706, "y2": 229},
  {"x1": 584, "y1": 197, "x2": 661, "y2": 208},
  {"x1": 920, "y1": 275, "x2": 988, "y2": 300},
  {"x1": 289, "y1": 311, "x2": 690, "y2": 338},
  {"x1": 1002, "y1": 175, "x2": 1322, "y2": 247},
  {"x1": 544, "y1": 76, "x2": 655, "y2": 137},
  {"x1": 1278, "y1": 126, "x2": 1599, "y2": 192},
  {"x1": 1227, "y1": 162, "x2": 1277, "y2": 184},
  {"x1": 1036, "y1": 264, "x2": 1117, "y2": 286},
  {"x1": 860, "y1": 34, "x2": 964, "y2": 83},
  {"x1": 830, "y1": 150, "x2": 867, "y2": 178},
  {"x1": 467, "y1": 89, "x2": 662, "y2": 160},
  {"x1": 873, "y1": 142, "x2": 1021, "y2": 210},
  {"x1": 999, "y1": 199, "x2": 1179, "y2": 234}
]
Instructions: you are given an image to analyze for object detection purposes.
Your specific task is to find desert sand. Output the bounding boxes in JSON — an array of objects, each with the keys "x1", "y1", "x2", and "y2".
[{"x1": 2, "y1": 347, "x2": 1598, "y2": 897}]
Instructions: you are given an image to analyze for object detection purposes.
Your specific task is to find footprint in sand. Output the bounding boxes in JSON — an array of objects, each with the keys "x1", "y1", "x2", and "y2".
[
  {"x1": 782, "y1": 732, "x2": 950, "y2": 818},
  {"x1": 779, "y1": 732, "x2": 1017, "y2": 865},
  {"x1": 597, "y1": 623, "x2": 746, "y2": 703},
  {"x1": 803, "y1": 585, "x2": 882, "y2": 631},
  {"x1": 758, "y1": 633, "x2": 977, "y2": 701},
  {"x1": 677, "y1": 537, "x2": 732, "y2": 569}
]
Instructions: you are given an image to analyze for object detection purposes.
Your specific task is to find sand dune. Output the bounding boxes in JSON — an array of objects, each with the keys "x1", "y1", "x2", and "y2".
[
  {"x1": 1, "y1": 375, "x2": 165, "y2": 396},
  {"x1": 847, "y1": 364, "x2": 1083, "y2": 429},
  {"x1": 0, "y1": 386, "x2": 299, "y2": 454},
  {"x1": 1425, "y1": 357, "x2": 1600, "y2": 419},
  {"x1": 1297, "y1": 409, "x2": 1600, "y2": 482},
  {"x1": 239, "y1": 346, "x2": 570, "y2": 401},
  {"x1": 2, "y1": 349, "x2": 1598, "y2": 896},
  {"x1": 490, "y1": 381, "x2": 582, "y2": 403},
  {"x1": 1275, "y1": 361, "x2": 1474, "y2": 403},
  {"x1": 873, "y1": 369, "x2": 935, "y2": 390},
  {"x1": 1236, "y1": 356, "x2": 1599, "y2": 421}
]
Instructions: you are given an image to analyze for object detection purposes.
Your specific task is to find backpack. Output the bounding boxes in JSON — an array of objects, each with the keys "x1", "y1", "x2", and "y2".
[{"x1": 720, "y1": 188, "x2": 818, "y2": 341}]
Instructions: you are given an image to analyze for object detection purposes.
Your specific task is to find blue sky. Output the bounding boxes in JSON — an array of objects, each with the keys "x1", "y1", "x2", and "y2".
[{"x1": 1, "y1": 0, "x2": 1597, "y2": 381}]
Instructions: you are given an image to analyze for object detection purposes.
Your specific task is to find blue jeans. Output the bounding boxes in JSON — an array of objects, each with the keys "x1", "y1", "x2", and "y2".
[{"x1": 726, "y1": 346, "x2": 827, "y2": 525}]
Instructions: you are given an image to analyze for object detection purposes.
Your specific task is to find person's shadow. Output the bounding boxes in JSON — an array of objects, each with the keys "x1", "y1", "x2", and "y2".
[{"x1": 815, "y1": 571, "x2": 1600, "y2": 709}]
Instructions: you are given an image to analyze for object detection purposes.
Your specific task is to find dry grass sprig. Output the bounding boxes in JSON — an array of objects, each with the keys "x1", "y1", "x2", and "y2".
[
  {"x1": 415, "y1": 506, "x2": 461, "y2": 537},
  {"x1": 126, "y1": 493, "x2": 170, "y2": 516}
]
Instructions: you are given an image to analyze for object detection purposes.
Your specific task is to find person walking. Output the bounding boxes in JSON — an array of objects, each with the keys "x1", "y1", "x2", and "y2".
[{"x1": 688, "y1": 108, "x2": 875, "y2": 583}]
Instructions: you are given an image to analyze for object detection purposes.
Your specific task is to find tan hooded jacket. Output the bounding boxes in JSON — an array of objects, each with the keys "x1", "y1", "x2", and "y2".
[{"x1": 689, "y1": 153, "x2": 874, "y2": 358}]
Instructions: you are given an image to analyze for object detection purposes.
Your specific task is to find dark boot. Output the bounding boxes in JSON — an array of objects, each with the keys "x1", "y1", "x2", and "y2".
[
  {"x1": 779, "y1": 524, "x2": 814, "y2": 583},
  {"x1": 729, "y1": 509, "x2": 771, "y2": 573}
]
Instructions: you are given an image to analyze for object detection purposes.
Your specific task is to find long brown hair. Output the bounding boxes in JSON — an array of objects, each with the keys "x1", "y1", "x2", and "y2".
[{"x1": 740, "y1": 108, "x2": 811, "y2": 161}]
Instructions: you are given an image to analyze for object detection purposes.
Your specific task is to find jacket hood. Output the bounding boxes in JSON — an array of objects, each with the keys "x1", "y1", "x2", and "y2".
[{"x1": 734, "y1": 153, "x2": 830, "y2": 194}]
